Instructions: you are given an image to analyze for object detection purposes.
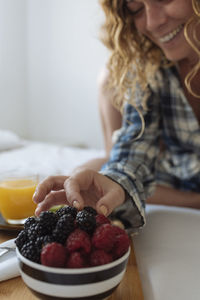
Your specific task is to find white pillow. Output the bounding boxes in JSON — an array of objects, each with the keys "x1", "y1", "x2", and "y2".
[{"x1": 0, "y1": 130, "x2": 23, "y2": 151}]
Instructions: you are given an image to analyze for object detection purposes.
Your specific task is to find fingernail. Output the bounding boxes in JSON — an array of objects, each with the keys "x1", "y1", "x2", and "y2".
[
  {"x1": 73, "y1": 200, "x2": 80, "y2": 210},
  {"x1": 35, "y1": 207, "x2": 40, "y2": 216},
  {"x1": 111, "y1": 219, "x2": 125, "y2": 229},
  {"x1": 32, "y1": 192, "x2": 37, "y2": 202},
  {"x1": 99, "y1": 205, "x2": 108, "y2": 216}
]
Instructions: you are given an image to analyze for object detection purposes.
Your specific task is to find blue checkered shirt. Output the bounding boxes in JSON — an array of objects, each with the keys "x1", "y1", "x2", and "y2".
[{"x1": 101, "y1": 66, "x2": 200, "y2": 230}]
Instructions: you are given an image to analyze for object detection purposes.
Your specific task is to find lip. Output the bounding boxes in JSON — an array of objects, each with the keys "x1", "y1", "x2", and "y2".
[{"x1": 158, "y1": 24, "x2": 184, "y2": 44}]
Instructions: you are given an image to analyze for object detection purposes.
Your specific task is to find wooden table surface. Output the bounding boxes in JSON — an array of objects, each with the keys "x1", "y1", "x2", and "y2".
[{"x1": 0, "y1": 231, "x2": 144, "y2": 300}]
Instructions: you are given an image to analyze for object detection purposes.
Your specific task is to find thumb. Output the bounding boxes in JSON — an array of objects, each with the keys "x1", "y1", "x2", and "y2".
[{"x1": 96, "y1": 186, "x2": 125, "y2": 216}]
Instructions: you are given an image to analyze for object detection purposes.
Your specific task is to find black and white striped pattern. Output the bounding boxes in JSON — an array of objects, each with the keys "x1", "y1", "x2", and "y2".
[{"x1": 16, "y1": 247, "x2": 130, "y2": 299}]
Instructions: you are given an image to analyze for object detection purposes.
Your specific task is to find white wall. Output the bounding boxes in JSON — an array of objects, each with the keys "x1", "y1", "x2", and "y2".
[
  {"x1": 0, "y1": 0, "x2": 108, "y2": 149},
  {"x1": 0, "y1": 0, "x2": 28, "y2": 137}
]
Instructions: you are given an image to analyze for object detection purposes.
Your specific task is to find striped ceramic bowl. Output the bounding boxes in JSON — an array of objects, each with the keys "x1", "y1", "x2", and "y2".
[{"x1": 16, "y1": 246, "x2": 130, "y2": 300}]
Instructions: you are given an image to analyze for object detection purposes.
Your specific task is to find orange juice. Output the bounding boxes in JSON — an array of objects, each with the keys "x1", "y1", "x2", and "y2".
[{"x1": 0, "y1": 177, "x2": 38, "y2": 224}]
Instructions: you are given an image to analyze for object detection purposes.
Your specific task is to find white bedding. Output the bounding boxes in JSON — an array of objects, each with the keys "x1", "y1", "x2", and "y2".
[
  {"x1": 0, "y1": 139, "x2": 104, "y2": 180},
  {"x1": 0, "y1": 129, "x2": 24, "y2": 151}
]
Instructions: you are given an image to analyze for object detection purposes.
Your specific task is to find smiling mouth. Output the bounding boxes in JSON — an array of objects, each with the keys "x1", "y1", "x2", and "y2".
[{"x1": 159, "y1": 24, "x2": 184, "y2": 43}]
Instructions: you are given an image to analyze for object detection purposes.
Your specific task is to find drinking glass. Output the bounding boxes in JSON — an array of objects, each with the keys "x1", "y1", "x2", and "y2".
[{"x1": 0, "y1": 173, "x2": 38, "y2": 224}]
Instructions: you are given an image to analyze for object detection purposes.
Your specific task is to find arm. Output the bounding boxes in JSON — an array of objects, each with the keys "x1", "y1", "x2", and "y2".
[
  {"x1": 74, "y1": 68, "x2": 122, "y2": 171},
  {"x1": 97, "y1": 71, "x2": 200, "y2": 210},
  {"x1": 34, "y1": 98, "x2": 160, "y2": 231},
  {"x1": 147, "y1": 185, "x2": 200, "y2": 209},
  {"x1": 34, "y1": 69, "x2": 124, "y2": 217},
  {"x1": 98, "y1": 68, "x2": 122, "y2": 155},
  {"x1": 34, "y1": 91, "x2": 161, "y2": 230},
  {"x1": 99, "y1": 95, "x2": 161, "y2": 228}
]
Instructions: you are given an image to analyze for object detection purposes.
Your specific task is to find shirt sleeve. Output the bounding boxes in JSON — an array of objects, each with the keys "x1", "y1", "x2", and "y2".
[{"x1": 100, "y1": 91, "x2": 161, "y2": 231}]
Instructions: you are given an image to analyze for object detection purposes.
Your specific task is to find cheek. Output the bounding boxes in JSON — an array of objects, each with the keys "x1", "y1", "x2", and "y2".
[
  {"x1": 165, "y1": 1, "x2": 194, "y2": 21},
  {"x1": 134, "y1": 18, "x2": 146, "y2": 35}
]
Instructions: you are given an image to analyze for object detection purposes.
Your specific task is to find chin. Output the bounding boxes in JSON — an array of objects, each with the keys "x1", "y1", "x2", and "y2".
[
  {"x1": 162, "y1": 50, "x2": 187, "y2": 64},
  {"x1": 161, "y1": 43, "x2": 194, "y2": 64}
]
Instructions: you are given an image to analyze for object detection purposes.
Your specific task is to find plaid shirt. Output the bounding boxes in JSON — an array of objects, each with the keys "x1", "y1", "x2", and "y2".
[{"x1": 101, "y1": 66, "x2": 200, "y2": 230}]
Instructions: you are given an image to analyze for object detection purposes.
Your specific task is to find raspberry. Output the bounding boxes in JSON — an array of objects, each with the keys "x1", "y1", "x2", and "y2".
[
  {"x1": 113, "y1": 233, "x2": 130, "y2": 259},
  {"x1": 95, "y1": 214, "x2": 111, "y2": 227},
  {"x1": 66, "y1": 252, "x2": 87, "y2": 268},
  {"x1": 41, "y1": 242, "x2": 67, "y2": 267},
  {"x1": 90, "y1": 249, "x2": 113, "y2": 267},
  {"x1": 112, "y1": 225, "x2": 126, "y2": 236},
  {"x1": 66, "y1": 229, "x2": 91, "y2": 254},
  {"x1": 92, "y1": 224, "x2": 116, "y2": 252}
]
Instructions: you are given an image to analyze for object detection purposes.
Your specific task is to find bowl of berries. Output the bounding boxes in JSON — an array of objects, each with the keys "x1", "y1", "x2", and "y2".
[{"x1": 15, "y1": 206, "x2": 130, "y2": 300}]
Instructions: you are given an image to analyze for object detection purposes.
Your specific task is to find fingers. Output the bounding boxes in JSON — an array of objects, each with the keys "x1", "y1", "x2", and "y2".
[
  {"x1": 96, "y1": 185, "x2": 125, "y2": 216},
  {"x1": 64, "y1": 169, "x2": 125, "y2": 216},
  {"x1": 64, "y1": 169, "x2": 105, "y2": 210},
  {"x1": 34, "y1": 170, "x2": 126, "y2": 219},
  {"x1": 64, "y1": 177, "x2": 85, "y2": 211},
  {"x1": 35, "y1": 190, "x2": 68, "y2": 216},
  {"x1": 33, "y1": 176, "x2": 68, "y2": 204}
]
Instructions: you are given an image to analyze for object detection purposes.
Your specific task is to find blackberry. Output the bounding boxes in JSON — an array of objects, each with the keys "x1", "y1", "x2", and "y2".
[
  {"x1": 20, "y1": 240, "x2": 40, "y2": 263},
  {"x1": 38, "y1": 211, "x2": 58, "y2": 234},
  {"x1": 15, "y1": 230, "x2": 28, "y2": 250},
  {"x1": 76, "y1": 210, "x2": 96, "y2": 234},
  {"x1": 35, "y1": 235, "x2": 55, "y2": 250},
  {"x1": 27, "y1": 223, "x2": 47, "y2": 241},
  {"x1": 24, "y1": 216, "x2": 38, "y2": 230},
  {"x1": 52, "y1": 214, "x2": 75, "y2": 244},
  {"x1": 83, "y1": 206, "x2": 97, "y2": 216},
  {"x1": 56, "y1": 206, "x2": 77, "y2": 219}
]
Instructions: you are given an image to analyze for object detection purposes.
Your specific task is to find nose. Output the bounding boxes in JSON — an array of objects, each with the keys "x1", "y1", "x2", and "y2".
[{"x1": 145, "y1": 3, "x2": 167, "y2": 31}]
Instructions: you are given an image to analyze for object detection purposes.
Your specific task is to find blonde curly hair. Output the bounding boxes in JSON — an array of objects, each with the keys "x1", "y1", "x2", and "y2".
[{"x1": 99, "y1": 0, "x2": 200, "y2": 112}]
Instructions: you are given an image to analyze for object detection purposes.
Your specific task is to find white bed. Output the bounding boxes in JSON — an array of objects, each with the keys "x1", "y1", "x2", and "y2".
[{"x1": 0, "y1": 130, "x2": 104, "y2": 180}]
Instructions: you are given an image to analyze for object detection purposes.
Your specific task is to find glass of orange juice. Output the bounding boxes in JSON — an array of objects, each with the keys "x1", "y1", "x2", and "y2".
[{"x1": 0, "y1": 173, "x2": 38, "y2": 224}]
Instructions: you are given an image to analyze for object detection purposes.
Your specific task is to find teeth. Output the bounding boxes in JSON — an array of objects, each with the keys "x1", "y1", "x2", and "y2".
[{"x1": 159, "y1": 24, "x2": 183, "y2": 43}]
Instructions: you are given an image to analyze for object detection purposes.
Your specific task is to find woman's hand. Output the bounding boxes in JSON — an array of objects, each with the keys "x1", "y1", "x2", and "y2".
[
  {"x1": 33, "y1": 175, "x2": 69, "y2": 216},
  {"x1": 33, "y1": 169, "x2": 125, "y2": 217}
]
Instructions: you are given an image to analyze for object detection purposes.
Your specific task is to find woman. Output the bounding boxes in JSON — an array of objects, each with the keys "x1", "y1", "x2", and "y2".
[{"x1": 34, "y1": 0, "x2": 200, "y2": 231}]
